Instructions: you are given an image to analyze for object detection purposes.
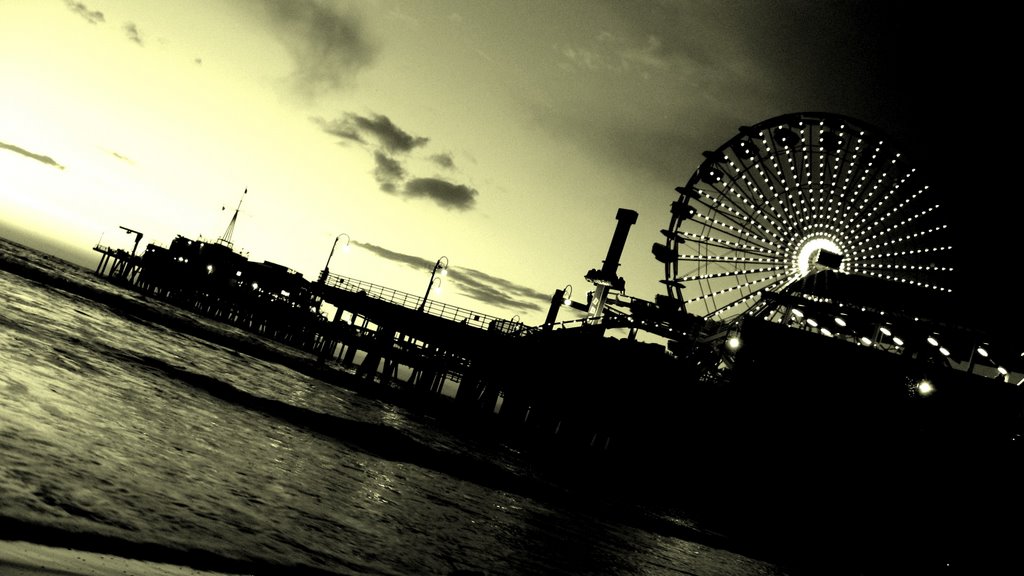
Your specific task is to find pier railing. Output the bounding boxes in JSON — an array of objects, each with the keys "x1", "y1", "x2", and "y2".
[{"x1": 319, "y1": 272, "x2": 521, "y2": 333}]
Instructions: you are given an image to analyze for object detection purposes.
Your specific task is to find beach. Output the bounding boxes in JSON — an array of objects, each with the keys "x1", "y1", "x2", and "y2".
[{"x1": 0, "y1": 540, "x2": 240, "y2": 576}]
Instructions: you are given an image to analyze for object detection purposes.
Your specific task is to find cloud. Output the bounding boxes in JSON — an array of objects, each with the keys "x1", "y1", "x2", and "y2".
[
  {"x1": 311, "y1": 115, "x2": 363, "y2": 145},
  {"x1": 558, "y1": 32, "x2": 670, "y2": 77},
  {"x1": 315, "y1": 112, "x2": 476, "y2": 210},
  {"x1": 451, "y1": 265, "x2": 548, "y2": 314},
  {"x1": 258, "y1": 0, "x2": 378, "y2": 101},
  {"x1": 63, "y1": 0, "x2": 104, "y2": 25},
  {"x1": 372, "y1": 151, "x2": 405, "y2": 193},
  {"x1": 313, "y1": 112, "x2": 428, "y2": 154},
  {"x1": 123, "y1": 22, "x2": 143, "y2": 46},
  {"x1": 354, "y1": 241, "x2": 427, "y2": 270},
  {"x1": 403, "y1": 178, "x2": 477, "y2": 211},
  {"x1": 355, "y1": 242, "x2": 547, "y2": 315},
  {"x1": 430, "y1": 153, "x2": 455, "y2": 170},
  {"x1": 0, "y1": 141, "x2": 65, "y2": 170}
]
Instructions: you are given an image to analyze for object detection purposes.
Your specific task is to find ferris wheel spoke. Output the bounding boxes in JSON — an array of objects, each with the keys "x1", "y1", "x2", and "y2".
[
  {"x1": 852, "y1": 244, "x2": 956, "y2": 273},
  {"x1": 839, "y1": 153, "x2": 923, "y2": 242},
  {"x1": 676, "y1": 219, "x2": 780, "y2": 256},
  {"x1": 743, "y1": 194, "x2": 793, "y2": 241},
  {"x1": 761, "y1": 186, "x2": 808, "y2": 240},
  {"x1": 685, "y1": 215, "x2": 777, "y2": 252},
  {"x1": 686, "y1": 273, "x2": 792, "y2": 318},
  {"x1": 678, "y1": 254, "x2": 788, "y2": 265},
  {"x1": 684, "y1": 269, "x2": 790, "y2": 303},
  {"x1": 721, "y1": 154, "x2": 804, "y2": 241},
  {"x1": 721, "y1": 161, "x2": 779, "y2": 220},
  {"x1": 689, "y1": 188, "x2": 765, "y2": 237},
  {"x1": 674, "y1": 265, "x2": 788, "y2": 283},
  {"x1": 849, "y1": 197, "x2": 943, "y2": 251},
  {"x1": 675, "y1": 231, "x2": 786, "y2": 261},
  {"x1": 852, "y1": 223, "x2": 951, "y2": 259},
  {"x1": 697, "y1": 153, "x2": 798, "y2": 243},
  {"x1": 709, "y1": 182, "x2": 798, "y2": 240}
]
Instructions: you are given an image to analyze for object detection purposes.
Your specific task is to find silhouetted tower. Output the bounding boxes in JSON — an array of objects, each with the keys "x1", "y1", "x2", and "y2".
[
  {"x1": 584, "y1": 208, "x2": 637, "y2": 320},
  {"x1": 218, "y1": 189, "x2": 246, "y2": 248}
]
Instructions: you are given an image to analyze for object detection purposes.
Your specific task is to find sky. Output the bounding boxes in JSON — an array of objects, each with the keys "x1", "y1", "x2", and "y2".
[{"x1": 0, "y1": 0, "x2": 1017, "y2": 340}]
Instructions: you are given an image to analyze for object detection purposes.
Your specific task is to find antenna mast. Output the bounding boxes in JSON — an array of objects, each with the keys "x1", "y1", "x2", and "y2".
[{"x1": 218, "y1": 188, "x2": 246, "y2": 248}]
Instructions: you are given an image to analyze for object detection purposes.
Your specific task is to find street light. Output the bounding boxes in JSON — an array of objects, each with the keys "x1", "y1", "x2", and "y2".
[
  {"x1": 320, "y1": 233, "x2": 350, "y2": 283},
  {"x1": 561, "y1": 284, "x2": 573, "y2": 306},
  {"x1": 418, "y1": 256, "x2": 449, "y2": 312}
]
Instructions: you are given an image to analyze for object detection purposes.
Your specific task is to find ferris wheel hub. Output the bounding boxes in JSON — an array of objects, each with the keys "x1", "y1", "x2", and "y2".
[{"x1": 795, "y1": 237, "x2": 844, "y2": 276}]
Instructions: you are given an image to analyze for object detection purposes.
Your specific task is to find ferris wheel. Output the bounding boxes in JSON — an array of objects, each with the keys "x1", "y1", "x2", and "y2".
[{"x1": 654, "y1": 112, "x2": 955, "y2": 323}]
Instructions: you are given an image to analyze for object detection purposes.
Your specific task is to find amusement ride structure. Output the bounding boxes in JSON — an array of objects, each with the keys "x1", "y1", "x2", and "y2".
[
  {"x1": 655, "y1": 111, "x2": 954, "y2": 321},
  {"x1": 649, "y1": 112, "x2": 1021, "y2": 380}
]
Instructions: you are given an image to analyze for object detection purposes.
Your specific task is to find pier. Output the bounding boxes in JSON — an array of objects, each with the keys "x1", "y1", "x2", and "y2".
[
  {"x1": 92, "y1": 237, "x2": 681, "y2": 444},
  {"x1": 93, "y1": 226, "x2": 143, "y2": 283},
  {"x1": 89, "y1": 209, "x2": 706, "y2": 454}
]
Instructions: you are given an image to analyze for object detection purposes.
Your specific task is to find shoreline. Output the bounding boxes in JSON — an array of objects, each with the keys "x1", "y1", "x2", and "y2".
[
  {"x1": 0, "y1": 540, "x2": 245, "y2": 576},
  {"x1": 0, "y1": 518, "x2": 347, "y2": 576}
]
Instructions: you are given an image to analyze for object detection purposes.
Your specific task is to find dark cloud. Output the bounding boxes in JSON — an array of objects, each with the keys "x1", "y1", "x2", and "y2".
[
  {"x1": 63, "y1": 0, "x2": 104, "y2": 25},
  {"x1": 0, "y1": 141, "x2": 65, "y2": 170},
  {"x1": 403, "y1": 178, "x2": 477, "y2": 211},
  {"x1": 313, "y1": 112, "x2": 480, "y2": 210},
  {"x1": 353, "y1": 241, "x2": 428, "y2": 270},
  {"x1": 311, "y1": 115, "x2": 364, "y2": 145},
  {"x1": 352, "y1": 113, "x2": 427, "y2": 154},
  {"x1": 259, "y1": 0, "x2": 377, "y2": 101},
  {"x1": 354, "y1": 242, "x2": 547, "y2": 315},
  {"x1": 372, "y1": 151, "x2": 405, "y2": 193},
  {"x1": 354, "y1": 114, "x2": 428, "y2": 154},
  {"x1": 430, "y1": 153, "x2": 455, "y2": 170},
  {"x1": 452, "y1": 265, "x2": 548, "y2": 314},
  {"x1": 312, "y1": 113, "x2": 428, "y2": 154},
  {"x1": 123, "y1": 22, "x2": 143, "y2": 46},
  {"x1": 314, "y1": 112, "x2": 475, "y2": 209}
]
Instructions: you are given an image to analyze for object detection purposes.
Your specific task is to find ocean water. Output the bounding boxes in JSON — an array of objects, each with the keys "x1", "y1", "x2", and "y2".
[{"x1": 0, "y1": 237, "x2": 793, "y2": 576}]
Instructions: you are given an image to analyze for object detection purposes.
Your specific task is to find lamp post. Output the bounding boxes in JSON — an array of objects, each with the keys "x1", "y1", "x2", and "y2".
[
  {"x1": 320, "y1": 233, "x2": 350, "y2": 283},
  {"x1": 543, "y1": 284, "x2": 573, "y2": 328},
  {"x1": 418, "y1": 256, "x2": 448, "y2": 312},
  {"x1": 118, "y1": 226, "x2": 143, "y2": 282}
]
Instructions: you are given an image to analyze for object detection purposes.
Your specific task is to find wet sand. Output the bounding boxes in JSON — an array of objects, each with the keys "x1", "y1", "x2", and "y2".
[{"x1": 0, "y1": 540, "x2": 242, "y2": 576}]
